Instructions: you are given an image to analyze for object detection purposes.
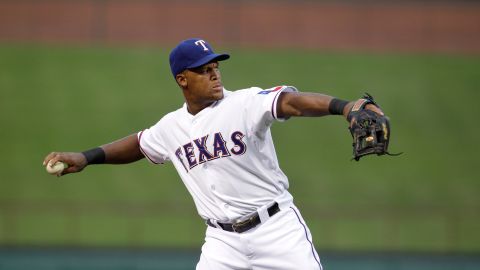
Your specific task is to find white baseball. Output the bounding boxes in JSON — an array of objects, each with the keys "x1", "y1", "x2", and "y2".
[{"x1": 46, "y1": 161, "x2": 68, "y2": 175}]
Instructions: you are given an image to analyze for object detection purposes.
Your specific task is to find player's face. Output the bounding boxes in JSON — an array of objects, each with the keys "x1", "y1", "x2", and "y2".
[{"x1": 184, "y1": 61, "x2": 224, "y2": 104}]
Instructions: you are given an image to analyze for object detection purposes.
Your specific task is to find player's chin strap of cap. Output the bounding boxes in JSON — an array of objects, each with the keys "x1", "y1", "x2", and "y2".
[{"x1": 206, "y1": 202, "x2": 280, "y2": 233}]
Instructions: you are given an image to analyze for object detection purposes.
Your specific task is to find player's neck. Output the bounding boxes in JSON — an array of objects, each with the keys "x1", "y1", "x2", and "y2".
[{"x1": 186, "y1": 101, "x2": 215, "y2": 115}]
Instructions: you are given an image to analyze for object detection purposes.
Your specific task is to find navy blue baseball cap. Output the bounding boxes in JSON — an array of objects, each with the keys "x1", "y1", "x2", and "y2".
[{"x1": 169, "y1": 38, "x2": 230, "y2": 77}]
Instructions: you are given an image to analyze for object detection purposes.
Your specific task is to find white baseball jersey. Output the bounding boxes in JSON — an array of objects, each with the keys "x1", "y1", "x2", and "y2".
[{"x1": 138, "y1": 86, "x2": 297, "y2": 222}]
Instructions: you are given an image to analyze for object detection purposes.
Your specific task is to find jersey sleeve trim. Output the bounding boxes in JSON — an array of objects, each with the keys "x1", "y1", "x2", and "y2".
[
  {"x1": 271, "y1": 89, "x2": 284, "y2": 119},
  {"x1": 137, "y1": 130, "x2": 164, "y2": 165},
  {"x1": 271, "y1": 86, "x2": 298, "y2": 121}
]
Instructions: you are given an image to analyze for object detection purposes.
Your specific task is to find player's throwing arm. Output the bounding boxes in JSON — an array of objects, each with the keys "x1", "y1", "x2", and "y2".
[{"x1": 43, "y1": 134, "x2": 144, "y2": 176}]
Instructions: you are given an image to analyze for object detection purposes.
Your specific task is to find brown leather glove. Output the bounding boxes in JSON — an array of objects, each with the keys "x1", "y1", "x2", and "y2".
[{"x1": 347, "y1": 93, "x2": 400, "y2": 161}]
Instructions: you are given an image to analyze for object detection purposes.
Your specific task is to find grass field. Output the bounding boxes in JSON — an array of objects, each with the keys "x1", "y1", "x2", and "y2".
[{"x1": 0, "y1": 44, "x2": 479, "y2": 252}]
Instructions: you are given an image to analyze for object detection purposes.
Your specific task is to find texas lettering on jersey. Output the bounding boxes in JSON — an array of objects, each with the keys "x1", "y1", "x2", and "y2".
[{"x1": 175, "y1": 131, "x2": 247, "y2": 172}]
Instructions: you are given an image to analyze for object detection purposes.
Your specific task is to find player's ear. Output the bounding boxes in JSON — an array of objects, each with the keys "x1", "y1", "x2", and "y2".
[{"x1": 176, "y1": 72, "x2": 187, "y2": 88}]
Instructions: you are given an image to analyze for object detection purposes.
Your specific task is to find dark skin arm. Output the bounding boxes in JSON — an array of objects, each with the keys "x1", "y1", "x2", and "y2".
[
  {"x1": 276, "y1": 92, "x2": 383, "y2": 120},
  {"x1": 43, "y1": 134, "x2": 144, "y2": 176}
]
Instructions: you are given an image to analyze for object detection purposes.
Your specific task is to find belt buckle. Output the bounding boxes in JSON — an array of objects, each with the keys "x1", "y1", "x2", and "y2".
[{"x1": 232, "y1": 216, "x2": 255, "y2": 233}]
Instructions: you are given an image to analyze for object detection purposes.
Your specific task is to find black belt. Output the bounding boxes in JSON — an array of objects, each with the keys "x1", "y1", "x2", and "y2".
[{"x1": 207, "y1": 202, "x2": 280, "y2": 233}]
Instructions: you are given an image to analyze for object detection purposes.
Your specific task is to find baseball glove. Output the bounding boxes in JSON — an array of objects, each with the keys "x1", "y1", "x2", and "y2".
[{"x1": 347, "y1": 93, "x2": 400, "y2": 161}]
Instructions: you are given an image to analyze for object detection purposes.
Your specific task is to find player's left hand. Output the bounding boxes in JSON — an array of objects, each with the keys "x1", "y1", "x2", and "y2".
[
  {"x1": 364, "y1": 103, "x2": 384, "y2": 116},
  {"x1": 347, "y1": 93, "x2": 399, "y2": 161}
]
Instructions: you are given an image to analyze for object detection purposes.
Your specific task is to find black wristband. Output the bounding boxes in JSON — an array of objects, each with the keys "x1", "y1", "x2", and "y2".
[
  {"x1": 82, "y1": 147, "x2": 106, "y2": 164},
  {"x1": 328, "y1": 98, "x2": 349, "y2": 115}
]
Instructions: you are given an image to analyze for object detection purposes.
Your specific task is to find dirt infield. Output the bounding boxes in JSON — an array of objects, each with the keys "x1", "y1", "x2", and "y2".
[{"x1": 1, "y1": 0, "x2": 479, "y2": 53}]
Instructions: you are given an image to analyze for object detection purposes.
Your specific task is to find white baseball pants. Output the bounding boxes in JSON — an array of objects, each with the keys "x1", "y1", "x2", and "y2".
[{"x1": 196, "y1": 204, "x2": 323, "y2": 270}]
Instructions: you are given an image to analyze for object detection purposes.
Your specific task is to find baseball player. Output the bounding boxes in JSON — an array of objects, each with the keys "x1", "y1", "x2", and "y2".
[{"x1": 43, "y1": 38, "x2": 384, "y2": 270}]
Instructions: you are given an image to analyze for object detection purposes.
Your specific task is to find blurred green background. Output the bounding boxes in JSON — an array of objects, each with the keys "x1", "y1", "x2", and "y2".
[{"x1": 1, "y1": 44, "x2": 479, "y2": 252}]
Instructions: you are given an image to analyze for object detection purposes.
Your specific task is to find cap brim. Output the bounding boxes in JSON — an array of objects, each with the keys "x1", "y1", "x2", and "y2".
[{"x1": 187, "y1": 53, "x2": 230, "y2": 69}]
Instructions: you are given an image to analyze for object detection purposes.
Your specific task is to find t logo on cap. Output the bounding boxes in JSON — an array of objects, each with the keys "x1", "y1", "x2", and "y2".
[
  {"x1": 169, "y1": 38, "x2": 230, "y2": 78},
  {"x1": 194, "y1": 40, "x2": 209, "y2": 51}
]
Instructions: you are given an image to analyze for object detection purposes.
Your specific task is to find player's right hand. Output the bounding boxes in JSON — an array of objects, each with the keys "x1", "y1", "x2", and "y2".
[{"x1": 43, "y1": 152, "x2": 88, "y2": 176}]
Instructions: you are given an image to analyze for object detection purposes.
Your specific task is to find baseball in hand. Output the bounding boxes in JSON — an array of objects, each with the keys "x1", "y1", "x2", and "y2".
[{"x1": 46, "y1": 161, "x2": 68, "y2": 175}]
